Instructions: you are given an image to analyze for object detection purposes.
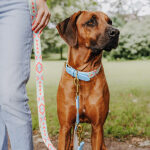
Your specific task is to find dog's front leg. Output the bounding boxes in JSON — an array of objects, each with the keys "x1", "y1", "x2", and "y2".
[
  {"x1": 58, "y1": 125, "x2": 72, "y2": 150},
  {"x1": 91, "y1": 125, "x2": 104, "y2": 150}
]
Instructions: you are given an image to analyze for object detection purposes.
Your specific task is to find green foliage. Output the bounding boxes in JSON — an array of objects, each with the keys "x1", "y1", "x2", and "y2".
[
  {"x1": 40, "y1": 27, "x2": 67, "y2": 60},
  {"x1": 112, "y1": 14, "x2": 127, "y2": 27},
  {"x1": 40, "y1": 27, "x2": 66, "y2": 53},
  {"x1": 48, "y1": 0, "x2": 75, "y2": 8},
  {"x1": 46, "y1": 0, "x2": 50, "y2": 8},
  {"x1": 104, "y1": 16, "x2": 150, "y2": 60}
]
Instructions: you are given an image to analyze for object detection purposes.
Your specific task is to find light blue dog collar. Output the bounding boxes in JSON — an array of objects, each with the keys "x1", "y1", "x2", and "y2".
[{"x1": 65, "y1": 63, "x2": 101, "y2": 81}]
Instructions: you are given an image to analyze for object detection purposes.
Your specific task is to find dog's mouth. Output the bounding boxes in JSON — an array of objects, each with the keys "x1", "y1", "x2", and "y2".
[
  {"x1": 89, "y1": 34, "x2": 119, "y2": 54},
  {"x1": 89, "y1": 26, "x2": 120, "y2": 54},
  {"x1": 104, "y1": 36, "x2": 119, "y2": 51}
]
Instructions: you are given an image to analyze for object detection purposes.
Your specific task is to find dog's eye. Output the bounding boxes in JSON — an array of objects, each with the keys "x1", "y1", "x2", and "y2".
[{"x1": 86, "y1": 16, "x2": 97, "y2": 27}]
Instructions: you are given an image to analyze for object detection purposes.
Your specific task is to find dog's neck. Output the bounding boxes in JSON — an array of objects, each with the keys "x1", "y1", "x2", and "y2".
[{"x1": 67, "y1": 46, "x2": 102, "y2": 72}]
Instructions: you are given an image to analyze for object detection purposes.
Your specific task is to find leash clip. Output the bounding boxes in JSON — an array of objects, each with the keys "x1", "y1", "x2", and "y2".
[
  {"x1": 76, "y1": 124, "x2": 83, "y2": 145},
  {"x1": 74, "y1": 71, "x2": 80, "y2": 96}
]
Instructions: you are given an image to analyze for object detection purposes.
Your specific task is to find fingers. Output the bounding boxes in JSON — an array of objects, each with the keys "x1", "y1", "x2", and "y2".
[
  {"x1": 36, "y1": 11, "x2": 50, "y2": 34},
  {"x1": 39, "y1": 15, "x2": 50, "y2": 34},
  {"x1": 32, "y1": 7, "x2": 51, "y2": 33},
  {"x1": 32, "y1": 9, "x2": 44, "y2": 32}
]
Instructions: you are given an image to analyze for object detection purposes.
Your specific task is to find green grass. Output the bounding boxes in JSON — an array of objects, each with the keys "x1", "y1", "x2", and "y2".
[{"x1": 27, "y1": 60, "x2": 150, "y2": 138}]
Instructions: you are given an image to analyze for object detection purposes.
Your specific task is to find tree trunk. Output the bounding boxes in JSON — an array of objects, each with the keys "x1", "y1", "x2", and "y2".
[{"x1": 60, "y1": 47, "x2": 63, "y2": 60}]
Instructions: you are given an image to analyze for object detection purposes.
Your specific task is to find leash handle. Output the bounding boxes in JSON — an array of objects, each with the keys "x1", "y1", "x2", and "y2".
[{"x1": 29, "y1": 0, "x2": 56, "y2": 149}]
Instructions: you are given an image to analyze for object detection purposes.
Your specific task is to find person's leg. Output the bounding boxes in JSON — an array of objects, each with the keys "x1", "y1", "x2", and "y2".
[
  {"x1": 0, "y1": 106, "x2": 8, "y2": 150},
  {"x1": 0, "y1": 0, "x2": 33, "y2": 150}
]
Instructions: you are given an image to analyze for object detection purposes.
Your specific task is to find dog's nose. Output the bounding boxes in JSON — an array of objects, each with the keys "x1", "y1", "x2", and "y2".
[{"x1": 108, "y1": 28, "x2": 120, "y2": 38}]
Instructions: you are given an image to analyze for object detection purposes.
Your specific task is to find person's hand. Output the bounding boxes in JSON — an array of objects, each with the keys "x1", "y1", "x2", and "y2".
[{"x1": 32, "y1": 0, "x2": 51, "y2": 34}]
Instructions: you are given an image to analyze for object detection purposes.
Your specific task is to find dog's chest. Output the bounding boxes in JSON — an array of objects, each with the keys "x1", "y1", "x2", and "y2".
[{"x1": 77, "y1": 80, "x2": 104, "y2": 107}]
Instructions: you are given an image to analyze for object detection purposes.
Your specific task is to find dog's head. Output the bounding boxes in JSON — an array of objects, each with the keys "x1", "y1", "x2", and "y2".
[{"x1": 56, "y1": 11, "x2": 120, "y2": 54}]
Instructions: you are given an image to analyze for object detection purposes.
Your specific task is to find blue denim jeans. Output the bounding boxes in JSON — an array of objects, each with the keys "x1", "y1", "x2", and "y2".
[{"x1": 0, "y1": 0, "x2": 33, "y2": 149}]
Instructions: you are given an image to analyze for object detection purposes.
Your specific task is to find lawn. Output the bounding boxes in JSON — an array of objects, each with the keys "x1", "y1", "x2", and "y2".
[{"x1": 27, "y1": 60, "x2": 150, "y2": 138}]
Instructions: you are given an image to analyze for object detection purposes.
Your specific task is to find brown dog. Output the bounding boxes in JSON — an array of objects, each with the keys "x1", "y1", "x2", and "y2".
[{"x1": 56, "y1": 11, "x2": 119, "y2": 150}]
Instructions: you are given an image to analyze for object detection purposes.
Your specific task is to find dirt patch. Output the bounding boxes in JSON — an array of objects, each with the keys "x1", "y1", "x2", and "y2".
[{"x1": 8, "y1": 131, "x2": 150, "y2": 150}]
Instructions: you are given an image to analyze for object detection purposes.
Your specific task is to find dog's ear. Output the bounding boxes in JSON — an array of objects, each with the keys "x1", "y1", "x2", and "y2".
[{"x1": 56, "y1": 11, "x2": 82, "y2": 47}]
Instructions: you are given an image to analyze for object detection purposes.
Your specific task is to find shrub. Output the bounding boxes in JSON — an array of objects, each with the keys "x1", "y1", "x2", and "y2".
[{"x1": 104, "y1": 16, "x2": 150, "y2": 60}]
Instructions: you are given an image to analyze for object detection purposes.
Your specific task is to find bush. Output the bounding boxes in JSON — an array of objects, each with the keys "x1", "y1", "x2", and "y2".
[{"x1": 104, "y1": 16, "x2": 150, "y2": 60}]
